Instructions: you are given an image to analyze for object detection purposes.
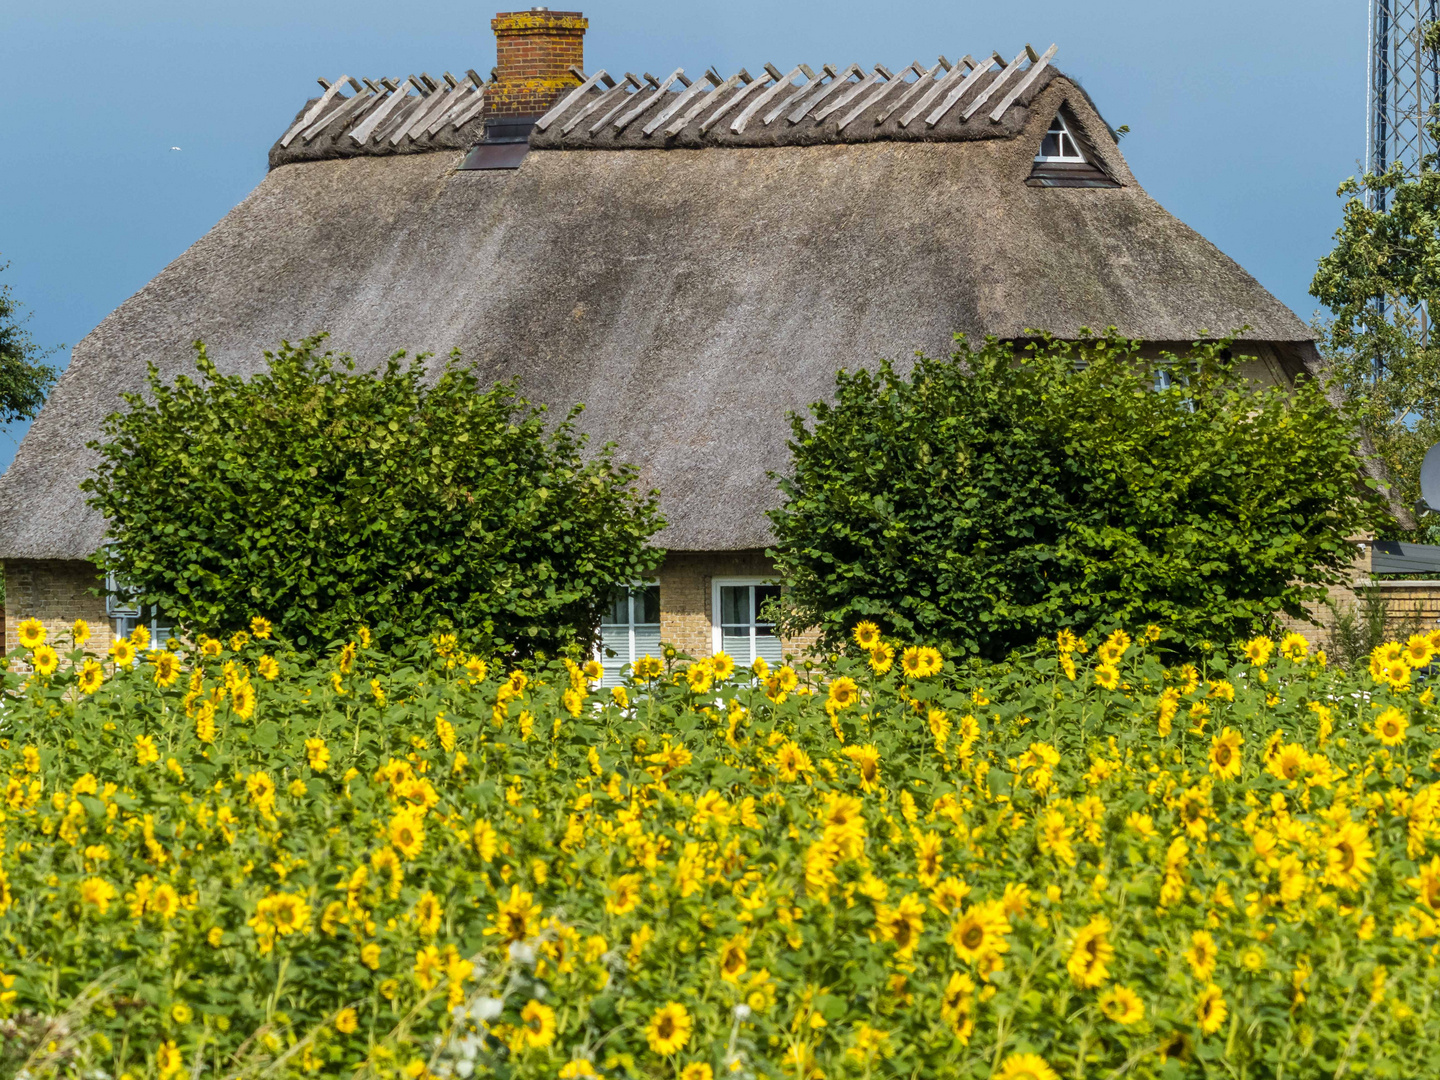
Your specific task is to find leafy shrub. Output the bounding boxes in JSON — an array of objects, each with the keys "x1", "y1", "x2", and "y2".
[
  {"x1": 81, "y1": 336, "x2": 664, "y2": 654},
  {"x1": 769, "y1": 334, "x2": 1388, "y2": 659},
  {"x1": 3, "y1": 619, "x2": 1440, "y2": 1079}
]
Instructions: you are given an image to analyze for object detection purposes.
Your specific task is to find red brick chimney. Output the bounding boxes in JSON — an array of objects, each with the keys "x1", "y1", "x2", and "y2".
[{"x1": 487, "y1": 8, "x2": 588, "y2": 120}]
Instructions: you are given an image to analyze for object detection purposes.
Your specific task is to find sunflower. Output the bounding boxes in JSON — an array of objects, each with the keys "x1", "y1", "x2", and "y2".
[
  {"x1": 605, "y1": 873, "x2": 642, "y2": 916},
  {"x1": 1409, "y1": 855, "x2": 1440, "y2": 911},
  {"x1": 915, "y1": 646, "x2": 944, "y2": 677},
  {"x1": 1239, "y1": 946, "x2": 1265, "y2": 972},
  {"x1": 709, "y1": 651, "x2": 736, "y2": 681},
  {"x1": 1098, "y1": 984, "x2": 1144, "y2": 1024},
  {"x1": 645, "y1": 1002, "x2": 692, "y2": 1055},
  {"x1": 1066, "y1": 916, "x2": 1113, "y2": 988},
  {"x1": 632, "y1": 655, "x2": 663, "y2": 680},
  {"x1": 718, "y1": 935, "x2": 747, "y2": 982},
  {"x1": 334, "y1": 1007, "x2": 358, "y2": 1034},
  {"x1": 1242, "y1": 636, "x2": 1274, "y2": 666},
  {"x1": 852, "y1": 621, "x2": 881, "y2": 651},
  {"x1": 412, "y1": 891, "x2": 443, "y2": 937},
  {"x1": 1381, "y1": 660, "x2": 1412, "y2": 689},
  {"x1": 1185, "y1": 930, "x2": 1217, "y2": 981},
  {"x1": 994, "y1": 1053, "x2": 1059, "y2": 1080},
  {"x1": 134, "y1": 735, "x2": 160, "y2": 766},
  {"x1": 149, "y1": 883, "x2": 181, "y2": 921},
  {"x1": 558, "y1": 1062, "x2": 599, "y2": 1078},
  {"x1": 388, "y1": 810, "x2": 425, "y2": 860},
  {"x1": 1278, "y1": 632, "x2": 1309, "y2": 662},
  {"x1": 827, "y1": 676, "x2": 860, "y2": 711},
  {"x1": 842, "y1": 743, "x2": 881, "y2": 788},
  {"x1": 1374, "y1": 707, "x2": 1408, "y2": 746},
  {"x1": 1404, "y1": 633, "x2": 1436, "y2": 668},
  {"x1": 77, "y1": 659, "x2": 104, "y2": 695},
  {"x1": 231, "y1": 680, "x2": 257, "y2": 719},
  {"x1": 72, "y1": 619, "x2": 91, "y2": 646},
  {"x1": 940, "y1": 970, "x2": 976, "y2": 1041},
  {"x1": 151, "y1": 651, "x2": 180, "y2": 687},
  {"x1": 31, "y1": 645, "x2": 58, "y2": 677},
  {"x1": 199, "y1": 636, "x2": 222, "y2": 658},
  {"x1": 156, "y1": 1041, "x2": 183, "y2": 1080},
  {"x1": 1208, "y1": 727, "x2": 1243, "y2": 779},
  {"x1": 948, "y1": 900, "x2": 1011, "y2": 963},
  {"x1": 774, "y1": 741, "x2": 812, "y2": 782},
  {"x1": 874, "y1": 893, "x2": 925, "y2": 959},
  {"x1": 1323, "y1": 820, "x2": 1374, "y2": 890},
  {"x1": 110, "y1": 638, "x2": 136, "y2": 668},
  {"x1": 1196, "y1": 984, "x2": 1227, "y2": 1035},
  {"x1": 869, "y1": 642, "x2": 895, "y2": 675},
  {"x1": 900, "y1": 646, "x2": 924, "y2": 678},
  {"x1": 79, "y1": 876, "x2": 117, "y2": 914},
  {"x1": 266, "y1": 892, "x2": 310, "y2": 935},
  {"x1": 679, "y1": 1065, "x2": 713, "y2": 1080},
  {"x1": 16, "y1": 618, "x2": 44, "y2": 649},
  {"x1": 486, "y1": 885, "x2": 542, "y2": 944},
  {"x1": 517, "y1": 1000, "x2": 556, "y2": 1049},
  {"x1": 1094, "y1": 664, "x2": 1120, "y2": 691},
  {"x1": 1266, "y1": 742, "x2": 1309, "y2": 783}
]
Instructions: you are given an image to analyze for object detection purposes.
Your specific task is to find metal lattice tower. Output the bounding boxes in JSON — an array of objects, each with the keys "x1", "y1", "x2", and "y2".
[{"x1": 1367, "y1": 0, "x2": 1440, "y2": 211}]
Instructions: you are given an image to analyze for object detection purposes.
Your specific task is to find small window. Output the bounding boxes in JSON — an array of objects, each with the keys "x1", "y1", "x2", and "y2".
[
  {"x1": 712, "y1": 579, "x2": 784, "y2": 667},
  {"x1": 1036, "y1": 112, "x2": 1086, "y2": 162},
  {"x1": 106, "y1": 568, "x2": 176, "y2": 648},
  {"x1": 597, "y1": 583, "x2": 661, "y2": 686}
]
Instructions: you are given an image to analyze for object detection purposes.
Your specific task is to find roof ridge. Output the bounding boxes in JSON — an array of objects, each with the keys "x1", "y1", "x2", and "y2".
[{"x1": 269, "y1": 47, "x2": 1067, "y2": 167}]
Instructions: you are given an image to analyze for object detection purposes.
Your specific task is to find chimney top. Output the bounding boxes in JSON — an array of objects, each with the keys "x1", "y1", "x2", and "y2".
[{"x1": 487, "y1": 9, "x2": 588, "y2": 121}]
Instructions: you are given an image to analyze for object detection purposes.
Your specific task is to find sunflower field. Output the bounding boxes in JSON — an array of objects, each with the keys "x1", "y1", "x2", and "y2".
[{"x1": 3, "y1": 617, "x2": 1440, "y2": 1080}]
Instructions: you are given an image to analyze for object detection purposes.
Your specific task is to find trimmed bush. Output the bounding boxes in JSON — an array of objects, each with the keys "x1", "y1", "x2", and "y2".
[
  {"x1": 769, "y1": 334, "x2": 1387, "y2": 659},
  {"x1": 81, "y1": 336, "x2": 664, "y2": 654}
]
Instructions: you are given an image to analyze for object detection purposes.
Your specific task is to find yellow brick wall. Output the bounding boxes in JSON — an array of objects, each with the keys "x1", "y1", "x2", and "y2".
[
  {"x1": 657, "y1": 550, "x2": 821, "y2": 662},
  {"x1": 4, "y1": 558, "x2": 114, "y2": 656}
]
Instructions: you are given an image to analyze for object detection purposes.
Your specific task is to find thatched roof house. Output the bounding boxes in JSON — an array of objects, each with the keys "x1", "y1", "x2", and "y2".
[{"x1": 0, "y1": 9, "x2": 1315, "y2": 667}]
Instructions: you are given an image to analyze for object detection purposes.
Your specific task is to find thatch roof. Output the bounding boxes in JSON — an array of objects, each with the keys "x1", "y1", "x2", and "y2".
[{"x1": 0, "y1": 63, "x2": 1315, "y2": 560}]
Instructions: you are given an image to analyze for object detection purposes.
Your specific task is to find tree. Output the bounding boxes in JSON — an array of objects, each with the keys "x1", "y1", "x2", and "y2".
[
  {"x1": 0, "y1": 259, "x2": 59, "y2": 425},
  {"x1": 1310, "y1": 139, "x2": 1440, "y2": 525},
  {"x1": 768, "y1": 334, "x2": 1387, "y2": 660},
  {"x1": 82, "y1": 336, "x2": 665, "y2": 654}
]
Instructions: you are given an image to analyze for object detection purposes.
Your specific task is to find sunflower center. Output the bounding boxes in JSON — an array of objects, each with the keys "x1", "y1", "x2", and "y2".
[{"x1": 961, "y1": 925, "x2": 984, "y2": 949}]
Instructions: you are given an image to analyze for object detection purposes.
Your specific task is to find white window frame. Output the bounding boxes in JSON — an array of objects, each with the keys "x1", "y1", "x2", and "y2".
[
  {"x1": 596, "y1": 581, "x2": 660, "y2": 684},
  {"x1": 105, "y1": 568, "x2": 176, "y2": 647},
  {"x1": 1035, "y1": 111, "x2": 1086, "y2": 163},
  {"x1": 711, "y1": 577, "x2": 783, "y2": 662}
]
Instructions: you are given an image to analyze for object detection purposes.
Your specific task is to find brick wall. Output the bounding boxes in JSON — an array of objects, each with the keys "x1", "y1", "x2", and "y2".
[
  {"x1": 657, "y1": 549, "x2": 821, "y2": 662},
  {"x1": 487, "y1": 10, "x2": 587, "y2": 120},
  {"x1": 4, "y1": 558, "x2": 113, "y2": 655}
]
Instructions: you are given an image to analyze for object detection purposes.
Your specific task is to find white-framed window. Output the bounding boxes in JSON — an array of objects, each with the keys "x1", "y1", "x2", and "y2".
[
  {"x1": 598, "y1": 583, "x2": 661, "y2": 686},
  {"x1": 105, "y1": 570, "x2": 176, "y2": 648},
  {"x1": 711, "y1": 578, "x2": 784, "y2": 666},
  {"x1": 1036, "y1": 111, "x2": 1086, "y2": 162}
]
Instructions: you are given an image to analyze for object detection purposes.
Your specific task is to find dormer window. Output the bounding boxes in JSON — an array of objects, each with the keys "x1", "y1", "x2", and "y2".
[
  {"x1": 1027, "y1": 105, "x2": 1122, "y2": 189},
  {"x1": 1036, "y1": 112, "x2": 1086, "y2": 162}
]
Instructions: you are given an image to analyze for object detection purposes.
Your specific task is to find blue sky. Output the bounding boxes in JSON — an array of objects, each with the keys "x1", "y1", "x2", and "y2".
[{"x1": 1, "y1": 0, "x2": 1364, "y2": 473}]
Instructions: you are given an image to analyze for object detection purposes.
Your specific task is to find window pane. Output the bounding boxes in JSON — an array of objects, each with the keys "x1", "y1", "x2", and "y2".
[
  {"x1": 600, "y1": 587, "x2": 629, "y2": 625},
  {"x1": 600, "y1": 626, "x2": 632, "y2": 663},
  {"x1": 754, "y1": 586, "x2": 781, "y2": 627},
  {"x1": 638, "y1": 585, "x2": 661, "y2": 624},
  {"x1": 1039, "y1": 132, "x2": 1060, "y2": 157},
  {"x1": 723, "y1": 633, "x2": 754, "y2": 662},
  {"x1": 633, "y1": 626, "x2": 662, "y2": 659},
  {"x1": 756, "y1": 634, "x2": 784, "y2": 666},
  {"x1": 721, "y1": 586, "x2": 750, "y2": 627}
]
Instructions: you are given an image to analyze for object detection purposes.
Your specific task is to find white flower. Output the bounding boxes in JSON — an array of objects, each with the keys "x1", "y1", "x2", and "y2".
[
  {"x1": 508, "y1": 941, "x2": 536, "y2": 966},
  {"x1": 733, "y1": 1003, "x2": 752, "y2": 1021},
  {"x1": 472, "y1": 997, "x2": 504, "y2": 1021}
]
